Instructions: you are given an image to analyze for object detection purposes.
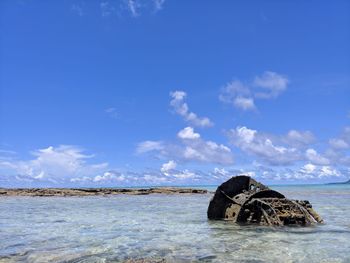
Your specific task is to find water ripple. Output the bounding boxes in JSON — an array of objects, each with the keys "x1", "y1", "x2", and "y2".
[{"x1": 1, "y1": 185, "x2": 350, "y2": 262}]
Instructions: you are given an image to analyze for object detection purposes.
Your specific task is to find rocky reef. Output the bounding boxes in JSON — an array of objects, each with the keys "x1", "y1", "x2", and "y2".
[
  {"x1": 208, "y1": 175, "x2": 323, "y2": 226},
  {"x1": 0, "y1": 187, "x2": 207, "y2": 197}
]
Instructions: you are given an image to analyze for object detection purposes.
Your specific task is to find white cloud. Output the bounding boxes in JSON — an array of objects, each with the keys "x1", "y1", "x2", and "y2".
[
  {"x1": 125, "y1": 0, "x2": 140, "y2": 17},
  {"x1": 319, "y1": 166, "x2": 341, "y2": 178},
  {"x1": 329, "y1": 138, "x2": 349, "y2": 149},
  {"x1": 143, "y1": 174, "x2": 169, "y2": 184},
  {"x1": 253, "y1": 71, "x2": 289, "y2": 99},
  {"x1": 305, "y1": 148, "x2": 330, "y2": 165},
  {"x1": 72, "y1": 0, "x2": 165, "y2": 19},
  {"x1": 219, "y1": 80, "x2": 255, "y2": 111},
  {"x1": 330, "y1": 127, "x2": 350, "y2": 164},
  {"x1": 233, "y1": 97, "x2": 256, "y2": 111},
  {"x1": 219, "y1": 71, "x2": 288, "y2": 111},
  {"x1": 228, "y1": 126, "x2": 300, "y2": 165},
  {"x1": 70, "y1": 176, "x2": 91, "y2": 183},
  {"x1": 300, "y1": 163, "x2": 316, "y2": 174},
  {"x1": 255, "y1": 163, "x2": 345, "y2": 181},
  {"x1": 324, "y1": 148, "x2": 350, "y2": 167},
  {"x1": 177, "y1": 127, "x2": 200, "y2": 140},
  {"x1": 233, "y1": 126, "x2": 256, "y2": 143},
  {"x1": 138, "y1": 129, "x2": 233, "y2": 165},
  {"x1": 213, "y1": 167, "x2": 229, "y2": 177},
  {"x1": 0, "y1": 149, "x2": 17, "y2": 161},
  {"x1": 93, "y1": 171, "x2": 126, "y2": 182},
  {"x1": 160, "y1": 160, "x2": 177, "y2": 175},
  {"x1": 181, "y1": 140, "x2": 233, "y2": 164},
  {"x1": 328, "y1": 127, "x2": 350, "y2": 151},
  {"x1": 219, "y1": 80, "x2": 251, "y2": 102},
  {"x1": 171, "y1": 170, "x2": 197, "y2": 179},
  {"x1": 344, "y1": 126, "x2": 350, "y2": 138},
  {"x1": 0, "y1": 145, "x2": 108, "y2": 182},
  {"x1": 170, "y1": 91, "x2": 213, "y2": 127},
  {"x1": 291, "y1": 164, "x2": 341, "y2": 180},
  {"x1": 71, "y1": 170, "x2": 168, "y2": 185},
  {"x1": 285, "y1": 130, "x2": 315, "y2": 146},
  {"x1": 136, "y1": 141, "x2": 164, "y2": 154}
]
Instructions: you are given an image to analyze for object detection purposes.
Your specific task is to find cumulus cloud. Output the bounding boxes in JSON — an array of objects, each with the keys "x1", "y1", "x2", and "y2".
[
  {"x1": 329, "y1": 138, "x2": 349, "y2": 149},
  {"x1": 318, "y1": 166, "x2": 341, "y2": 178},
  {"x1": 138, "y1": 128, "x2": 233, "y2": 165},
  {"x1": 178, "y1": 127, "x2": 233, "y2": 164},
  {"x1": 212, "y1": 167, "x2": 258, "y2": 181},
  {"x1": 228, "y1": 126, "x2": 300, "y2": 165},
  {"x1": 289, "y1": 164, "x2": 341, "y2": 180},
  {"x1": 143, "y1": 173, "x2": 168, "y2": 183},
  {"x1": 136, "y1": 141, "x2": 164, "y2": 154},
  {"x1": 160, "y1": 160, "x2": 177, "y2": 175},
  {"x1": 284, "y1": 130, "x2": 315, "y2": 146},
  {"x1": 219, "y1": 80, "x2": 254, "y2": 111},
  {"x1": 226, "y1": 126, "x2": 321, "y2": 166},
  {"x1": 144, "y1": 169, "x2": 200, "y2": 183},
  {"x1": 0, "y1": 149, "x2": 17, "y2": 161},
  {"x1": 219, "y1": 71, "x2": 288, "y2": 111},
  {"x1": 233, "y1": 97, "x2": 256, "y2": 111},
  {"x1": 177, "y1": 127, "x2": 200, "y2": 140},
  {"x1": 171, "y1": 170, "x2": 198, "y2": 179},
  {"x1": 300, "y1": 163, "x2": 316, "y2": 174},
  {"x1": 170, "y1": 91, "x2": 213, "y2": 127},
  {"x1": 213, "y1": 167, "x2": 230, "y2": 178},
  {"x1": 305, "y1": 148, "x2": 330, "y2": 165},
  {"x1": 0, "y1": 145, "x2": 108, "y2": 183},
  {"x1": 1, "y1": 145, "x2": 346, "y2": 187},
  {"x1": 71, "y1": 170, "x2": 166, "y2": 185},
  {"x1": 329, "y1": 127, "x2": 350, "y2": 150},
  {"x1": 0, "y1": 146, "x2": 208, "y2": 186},
  {"x1": 253, "y1": 71, "x2": 289, "y2": 99},
  {"x1": 93, "y1": 171, "x2": 126, "y2": 182},
  {"x1": 253, "y1": 162, "x2": 345, "y2": 181},
  {"x1": 324, "y1": 128, "x2": 350, "y2": 166},
  {"x1": 182, "y1": 141, "x2": 232, "y2": 164}
]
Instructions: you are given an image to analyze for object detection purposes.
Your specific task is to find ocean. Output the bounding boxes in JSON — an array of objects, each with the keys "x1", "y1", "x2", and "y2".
[{"x1": 1, "y1": 184, "x2": 350, "y2": 262}]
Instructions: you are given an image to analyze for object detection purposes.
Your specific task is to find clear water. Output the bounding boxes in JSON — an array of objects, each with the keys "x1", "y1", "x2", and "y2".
[{"x1": 1, "y1": 185, "x2": 350, "y2": 262}]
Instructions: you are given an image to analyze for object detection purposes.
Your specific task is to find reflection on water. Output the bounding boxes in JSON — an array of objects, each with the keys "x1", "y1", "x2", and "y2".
[{"x1": 1, "y1": 185, "x2": 350, "y2": 262}]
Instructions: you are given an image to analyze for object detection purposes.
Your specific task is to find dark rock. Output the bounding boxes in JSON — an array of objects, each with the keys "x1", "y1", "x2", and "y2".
[
  {"x1": 0, "y1": 187, "x2": 207, "y2": 197},
  {"x1": 207, "y1": 175, "x2": 323, "y2": 226}
]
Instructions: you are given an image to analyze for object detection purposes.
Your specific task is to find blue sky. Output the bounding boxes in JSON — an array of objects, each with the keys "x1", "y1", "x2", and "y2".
[{"x1": 0, "y1": 0, "x2": 349, "y2": 187}]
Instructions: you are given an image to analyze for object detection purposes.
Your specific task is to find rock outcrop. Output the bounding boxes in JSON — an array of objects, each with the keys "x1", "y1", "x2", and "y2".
[
  {"x1": 208, "y1": 175, "x2": 323, "y2": 226},
  {"x1": 0, "y1": 187, "x2": 207, "y2": 197}
]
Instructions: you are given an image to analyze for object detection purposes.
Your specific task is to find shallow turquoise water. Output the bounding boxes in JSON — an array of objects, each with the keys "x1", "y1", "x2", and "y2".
[{"x1": 1, "y1": 184, "x2": 350, "y2": 262}]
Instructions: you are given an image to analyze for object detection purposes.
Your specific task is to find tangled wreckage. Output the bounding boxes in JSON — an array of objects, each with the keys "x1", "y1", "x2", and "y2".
[{"x1": 208, "y1": 175, "x2": 323, "y2": 226}]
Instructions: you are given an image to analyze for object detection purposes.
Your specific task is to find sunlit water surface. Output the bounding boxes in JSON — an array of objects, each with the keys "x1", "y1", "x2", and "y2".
[{"x1": 1, "y1": 185, "x2": 350, "y2": 262}]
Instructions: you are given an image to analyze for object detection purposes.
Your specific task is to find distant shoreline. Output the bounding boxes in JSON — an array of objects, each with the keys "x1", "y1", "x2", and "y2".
[
  {"x1": 327, "y1": 179, "x2": 350, "y2": 185},
  {"x1": 0, "y1": 187, "x2": 209, "y2": 197}
]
